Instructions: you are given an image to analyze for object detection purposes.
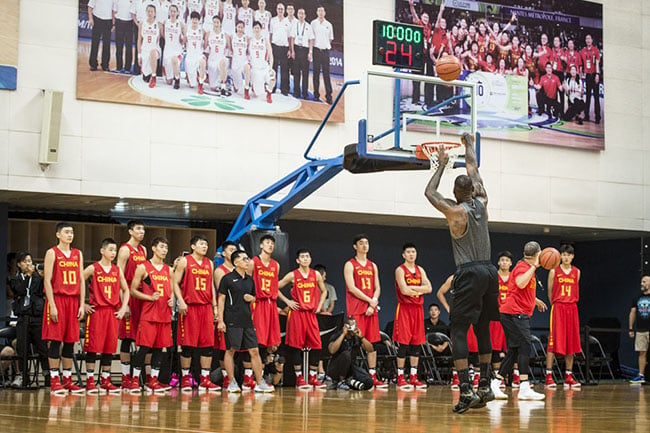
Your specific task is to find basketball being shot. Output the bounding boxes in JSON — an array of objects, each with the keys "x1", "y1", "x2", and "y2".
[
  {"x1": 436, "y1": 54, "x2": 462, "y2": 81},
  {"x1": 539, "y1": 247, "x2": 561, "y2": 271}
]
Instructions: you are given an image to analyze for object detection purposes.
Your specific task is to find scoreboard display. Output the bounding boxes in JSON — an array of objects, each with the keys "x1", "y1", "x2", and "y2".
[{"x1": 372, "y1": 20, "x2": 425, "y2": 71}]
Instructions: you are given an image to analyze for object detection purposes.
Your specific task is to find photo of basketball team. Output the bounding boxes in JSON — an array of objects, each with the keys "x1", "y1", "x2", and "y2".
[
  {"x1": 396, "y1": 0, "x2": 604, "y2": 150},
  {"x1": 77, "y1": 0, "x2": 344, "y2": 121}
]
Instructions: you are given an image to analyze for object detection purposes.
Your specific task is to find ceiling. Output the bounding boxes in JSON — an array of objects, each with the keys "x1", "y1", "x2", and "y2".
[{"x1": 0, "y1": 190, "x2": 647, "y2": 241}]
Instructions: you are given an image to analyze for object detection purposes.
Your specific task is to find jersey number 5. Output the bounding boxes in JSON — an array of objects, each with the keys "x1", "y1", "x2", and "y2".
[{"x1": 157, "y1": 284, "x2": 165, "y2": 297}]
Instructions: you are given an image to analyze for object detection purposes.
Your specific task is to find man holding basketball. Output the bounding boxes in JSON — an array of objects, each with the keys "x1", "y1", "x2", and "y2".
[{"x1": 424, "y1": 133, "x2": 498, "y2": 413}]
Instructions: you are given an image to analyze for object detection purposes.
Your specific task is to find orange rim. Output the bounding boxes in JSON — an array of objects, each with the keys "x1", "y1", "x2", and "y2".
[{"x1": 415, "y1": 141, "x2": 461, "y2": 160}]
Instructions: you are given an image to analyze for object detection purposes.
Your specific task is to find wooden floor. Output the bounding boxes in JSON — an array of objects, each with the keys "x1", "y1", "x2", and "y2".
[{"x1": 0, "y1": 383, "x2": 648, "y2": 433}]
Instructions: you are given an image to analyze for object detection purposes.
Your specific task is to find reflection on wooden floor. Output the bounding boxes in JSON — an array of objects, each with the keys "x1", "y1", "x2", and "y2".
[{"x1": 0, "y1": 384, "x2": 648, "y2": 433}]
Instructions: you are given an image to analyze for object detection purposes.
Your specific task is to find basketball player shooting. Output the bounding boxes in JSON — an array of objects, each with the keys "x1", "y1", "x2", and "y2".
[{"x1": 424, "y1": 133, "x2": 499, "y2": 414}]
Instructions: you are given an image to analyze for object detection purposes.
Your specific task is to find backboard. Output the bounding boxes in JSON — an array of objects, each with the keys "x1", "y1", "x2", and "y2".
[{"x1": 352, "y1": 70, "x2": 480, "y2": 172}]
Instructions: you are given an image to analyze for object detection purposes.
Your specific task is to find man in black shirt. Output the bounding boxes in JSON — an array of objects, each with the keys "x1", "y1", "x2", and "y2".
[
  {"x1": 217, "y1": 250, "x2": 274, "y2": 393},
  {"x1": 628, "y1": 275, "x2": 650, "y2": 384},
  {"x1": 327, "y1": 316, "x2": 374, "y2": 390},
  {"x1": 9, "y1": 251, "x2": 48, "y2": 387},
  {"x1": 425, "y1": 303, "x2": 451, "y2": 356}
]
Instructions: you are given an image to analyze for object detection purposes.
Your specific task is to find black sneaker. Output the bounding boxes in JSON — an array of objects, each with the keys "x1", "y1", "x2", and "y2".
[
  {"x1": 174, "y1": 78, "x2": 180, "y2": 89},
  {"x1": 143, "y1": 74, "x2": 151, "y2": 83},
  {"x1": 453, "y1": 384, "x2": 481, "y2": 414},
  {"x1": 476, "y1": 379, "x2": 495, "y2": 407}
]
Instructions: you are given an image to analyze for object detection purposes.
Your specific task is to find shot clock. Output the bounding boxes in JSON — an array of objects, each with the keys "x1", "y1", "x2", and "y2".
[{"x1": 372, "y1": 20, "x2": 424, "y2": 71}]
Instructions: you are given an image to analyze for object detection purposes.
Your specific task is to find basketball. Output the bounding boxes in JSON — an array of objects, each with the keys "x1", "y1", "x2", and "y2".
[
  {"x1": 539, "y1": 247, "x2": 561, "y2": 270},
  {"x1": 436, "y1": 55, "x2": 462, "y2": 81}
]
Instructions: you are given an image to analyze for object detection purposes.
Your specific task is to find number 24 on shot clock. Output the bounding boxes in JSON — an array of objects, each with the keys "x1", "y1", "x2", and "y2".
[{"x1": 372, "y1": 20, "x2": 424, "y2": 71}]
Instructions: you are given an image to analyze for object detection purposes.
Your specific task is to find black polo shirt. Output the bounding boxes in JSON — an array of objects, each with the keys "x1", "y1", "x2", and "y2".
[{"x1": 218, "y1": 269, "x2": 255, "y2": 328}]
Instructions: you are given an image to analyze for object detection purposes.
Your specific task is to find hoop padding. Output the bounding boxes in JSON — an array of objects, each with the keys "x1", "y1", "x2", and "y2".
[{"x1": 416, "y1": 141, "x2": 463, "y2": 171}]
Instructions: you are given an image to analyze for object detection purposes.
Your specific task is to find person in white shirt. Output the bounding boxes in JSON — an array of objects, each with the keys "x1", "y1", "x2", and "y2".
[
  {"x1": 113, "y1": 0, "x2": 135, "y2": 73},
  {"x1": 230, "y1": 21, "x2": 251, "y2": 99},
  {"x1": 131, "y1": 1, "x2": 157, "y2": 74},
  {"x1": 249, "y1": 20, "x2": 275, "y2": 103},
  {"x1": 290, "y1": 7, "x2": 313, "y2": 99},
  {"x1": 254, "y1": 0, "x2": 272, "y2": 38},
  {"x1": 220, "y1": 0, "x2": 237, "y2": 36},
  {"x1": 206, "y1": 15, "x2": 231, "y2": 95},
  {"x1": 88, "y1": 0, "x2": 114, "y2": 71},
  {"x1": 310, "y1": 5, "x2": 333, "y2": 104},
  {"x1": 162, "y1": 3, "x2": 185, "y2": 88},
  {"x1": 184, "y1": 10, "x2": 208, "y2": 94},
  {"x1": 238, "y1": 0, "x2": 254, "y2": 37},
  {"x1": 269, "y1": 2, "x2": 290, "y2": 95},
  {"x1": 138, "y1": 4, "x2": 162, "y2": 87}
]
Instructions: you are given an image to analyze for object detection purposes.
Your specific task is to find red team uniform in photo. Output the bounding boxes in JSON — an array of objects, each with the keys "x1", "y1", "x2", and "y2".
[
  {"x1": 213, "y1": 263, "x2": 230, "y2": 351},
  {"x1": 84, "y1": 262, "x2": 121, "y2": 353},
  {"x1": 43, "y1": 247, "x2": 82, "y2": 343},
  {"x1": 489, "y1": 274, "x2": 509, "y2": 352},
  {"x1": 137, "y1": 262, "x2": 173, "y2": 348},
  {"x1": 393, "y1": 264, "x2": 425, "y2": 345},
  {"x1": 547, "y1": 265, "x2": 582, "y2": 355},
  {"x1": 178, "y1": 255, "x2": 214, "y2": 348},
  {"x1": 119, "y1": 243, "x2": 146, "y2": 340},
  {"x1": 252, "y1": 256, "x2": 281, "y2": 347},
  {"x1": 285, "y1": 269, "x2": 322, "y2": 350},
  {"x1": 346, "y1": 258, "x2": 380, "y2": 343}
]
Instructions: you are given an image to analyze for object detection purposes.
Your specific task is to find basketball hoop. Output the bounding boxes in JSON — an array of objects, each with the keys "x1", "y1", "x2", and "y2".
[{"x1": 415, "y1": 141, "x2": 463, "y2": 171}]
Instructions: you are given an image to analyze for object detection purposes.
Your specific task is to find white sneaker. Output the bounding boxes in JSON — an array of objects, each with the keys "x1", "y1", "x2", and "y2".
[
  {"x1": 11, "y1": 375, "x2": 23, "y2": 388},
  {"x1": 227, "y1": 379, "x2": 241, "y2": 393},
  {"x1": 491, "y1": 378, "x2": 508, "y2": 400},
  {"x1": 517, "y1": 381, "x2": 545, "y2": 401},
  {"x1": 254, "y1": 381, "x2": 275, "y2": 393}
]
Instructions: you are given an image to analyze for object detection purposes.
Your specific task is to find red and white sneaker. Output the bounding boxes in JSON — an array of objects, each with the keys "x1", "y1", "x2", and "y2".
[
  {"x1": 50, "y1": 376, "x2": 68, "y2": 396},
  {"x1": 222, "y1": 375, "x2": 230, "y2": 390},
  {"x1": 86, "y1": 377, "x2": 100, "y2": 395},
  {"x1": 309, "y1": 374, "x2": 327, "y2": 390},
  {"x1": 100, "y1": 376, "x2": 121, "y2": 394},
  {"x1": 266, "y1": 91, "x2": 272, "y2": 104},
  {"x1": 180, "y1": 374, "x2": 193, "y2": 393},
  {"x1": 62, "y1": 376, "x2": 85, "y2": 394},
  {"x1": 242, "y1": 374, "x2": 256, "y2": 391},
  {"x1": 149, "y1": 76, "x2": 156, "y2": 88},
  {"x1": 410, "y1": 374, "x2": 427, "y2": 390},
  {"x1": 198, "y1": 83, "x2": 204, "y2": 95},
  {"x1": 512, "y1": 372, "x2": 520, "y2": 389},
  {"x1": 244, "y1": 88, "x2": 250, "y2": 100},
  {"x1": 472, "y1": 373, "x2": 480, "y2": 390},
  {"x1": 295, "y1": 374, "x2": 312, "y2": 390},
  {"x1": 198, "y1": 375, "x2": 221, "y2": 393},
  {"x1": 450, "y1": 372, "x2": 460, "y2": 390},
  {"x1": 564, "y1": 373, "x2": 581, "y2": 389},
  {"x1": 371, "y1": 373, "x2": 388, "y2": 389},
  {"x1": 146, "y1": 377, "x2": 168, "y2": 394},
  {"x1": 396, "y1": 374, "x2": 414, "y2": 391},
  {"x1": 126, "y1": 377, "x2": 142, "y2": 394},
  {"x1": 121, "y1": 374, "x2": 132, "y2": 392},
  {"x1": 499, "y1": 380, "x2": 506, "y2": 390},
  {"x1": 545, "y1": 373, "x2": 557, "y2": 389}
]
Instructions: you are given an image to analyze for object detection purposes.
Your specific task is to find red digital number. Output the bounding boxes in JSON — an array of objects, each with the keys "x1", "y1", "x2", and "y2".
[
  {"x1": 385, "y1": 40, "x2": 397, "y2": 65},
  {"x1": 401, "y1": 43, "x2": 412, "y2": 66}
]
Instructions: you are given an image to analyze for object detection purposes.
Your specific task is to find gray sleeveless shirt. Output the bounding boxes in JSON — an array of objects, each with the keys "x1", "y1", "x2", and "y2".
[{"x1": 451, "y1": 198, "x2": 491, "y2": 266}]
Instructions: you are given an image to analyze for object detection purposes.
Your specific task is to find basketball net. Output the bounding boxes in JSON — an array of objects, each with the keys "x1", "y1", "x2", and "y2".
[{"x1": 416, "y1": 141, "x2": 463, "y2": 171}]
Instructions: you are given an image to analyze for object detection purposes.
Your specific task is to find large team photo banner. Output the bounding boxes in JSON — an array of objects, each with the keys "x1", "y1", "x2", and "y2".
[
  {"x1": 76, "y1": 0, "x2": 344, "y2": 122},
  {"x1": 0, "y1": 0, "x2": 20, "y2": 90},
  {"x1": 396, "y1": 0, "x2": 604, "y2": 150}
]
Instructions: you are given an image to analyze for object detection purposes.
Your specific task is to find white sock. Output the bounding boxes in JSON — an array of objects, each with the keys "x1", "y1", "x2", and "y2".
[
  {"x1": 514, "y1": 369, "x2": 520, "y2": 375},
  {"x1": 101, "y1": 371, "x2": 110, "y2": 379},
  {"x1": 222, "y1": 370, "x2": 228, "y2": 378},
  {"x1": 565, "y1": 370, "x2": 572, "y2": 375},
  {"x1": 245, "y1": 369, "x2": 253, "y2": 377},
  {"x1": 151, "y1": 369, "x2": 160, "y2": 378},
  {"x1": 86, "y1": 370, "x2": 95, "y2": 380},
  {"x1": 182, "y1": 369, "x2": 190, "y2": 377},
  {"x1": 410, "y1": 367, "x2": 418, "y2": 376},
  {"x1": 295, "y1": 370, "x2": 302, "y2": 377},
  {"x1": 546, "y1": 369, "x2": 553, "y2": 375},
  {"x1": 62, "y1": 370, "x2": 72, "y2": 378},
  {"x1": 201, "y1": 369, "x2": 210, "y2": 377},
  {"x1": 369, "y1": 368, "x2": 376, "y2": 375},
  {"x1": 397, "y1": 368, "x2": 404, "y2": 376},
  {"x1": 51, "y1": 370, "x2": 60, "y2": 378},
  {"x1": 133, "y1": 368, "x2": 141, "y2": 378},
  {"x1": 121, "y1": 364, "x2": 131, "y2": 376}
]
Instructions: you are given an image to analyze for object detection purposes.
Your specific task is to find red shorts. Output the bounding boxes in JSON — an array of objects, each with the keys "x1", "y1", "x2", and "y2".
[
  {"x1": 136, "y1": 320, "x2": 173, "y2": 348},
  {"x1": 467, "y1": 325, "x2": 478, "y2": 353},
  {"x1": 214, "y1": 327, "x2": 226, "y2": 351},
  {"x1": 83, "y1": 306, "x2": 119, "y2": 354},
  {"x1": 352, "y1": 313, "x2": 380, "y2": 343},
  {"x1": 118, "y1": 297, "x2": 141, "y2": 341},
  {"x1": 489, "y1": 321, "x2": 507, "y2": 352},
  {"x1": 178, "y1": 303, "x2": 214, "y2": 348},
  {"x1": 285, "y1": 310, "x2": 321, "y2": 350},
  {"x1": 252, "y1": 298, "x2": 281, "y2": 347},
  {"x1": 548, "y1": 303, "x2": 582, "y2": 355},
  {"x1": 42, "y1": 294, "x2": 80, "y2": 343},
  {"x1": 393, "y1": 303, "x2": 425, "y2": 345}
]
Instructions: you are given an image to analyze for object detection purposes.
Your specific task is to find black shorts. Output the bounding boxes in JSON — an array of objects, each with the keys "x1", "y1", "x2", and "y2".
[
  {"x1": 225, "y1": 327, "x2": 258, "y2": 350},
  {"x1": 450, "y1": 261, "x2": 499, "y2": 326},
  {"x1": 499, "y1": 313, "x2": 532, "y2": 349}
]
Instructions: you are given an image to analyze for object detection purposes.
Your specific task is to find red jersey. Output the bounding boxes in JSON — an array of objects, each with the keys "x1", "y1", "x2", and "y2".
[
  {"x1": 252, "y1": 256, "x2": 279, "y2": 300},
  {"x1": 89, "y1": 262, "x2": 121, "y2": 308},
  {"x1": 141, "y1": 261, "x2": 172, "y2": 323},
  {"x1": 217, "y1": 263, "x2": 232, "y2": 274},
  {"x1": 291, "y1": 269, "x2": 320, "y2": 312},
  {"x1": 51, "y1": 247, "x2": 82, "y2": 296},
  {"x1": 580, "y1": 45, "x2": 600, "y2": 73},
  {"x1": 551, "y1": 265, "x2": 580, "y2": 304},
  {"x1": 538, "y1": 73, "x2": 561, "y2": 98},
  {"x1": 510, "y1": 45, "x2": 522, "y2": 68},
  {"x1": 122, "y1": 243, "x2": 146, "y2": 284},
  {"x1": 395, "y1": 264, "x2": 424, "y2": 306},
  {"x1": 565, "y1": 49, "x2": 582, "y2": 71},
  {"x1": 487, "y1": 35, "x2": 497, "y2": 56},
  {"x1": 497, "y1": 273, "x2": 509, "y2": 307},
  {"x1": 431, "y1": 27, "x2": 448, "y2": 54},
  {"x1": 536, "y1": 45, "x2": 552, "y2": 70},
  {"x1": 477, "y1": 34, "x2": 488, "y2": 57},
  {"x1": 500, "y1": 261, "x2": 536, "y2": 316},
  {"x1": 551, "y1": 47, "x2": 566, "y2": 72},
  {"x1": 479, "y1": 60, "x2": 496, "y2": 73},
  {"x1": 346, "y1": 258, "x2": 376, "y2": 315},
  {"x1": 181, "y1": 255, "x2": 213, "y2": 305},
  {"x1": 413, "y1": 18, "x2": 431, "y2": 49}
]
